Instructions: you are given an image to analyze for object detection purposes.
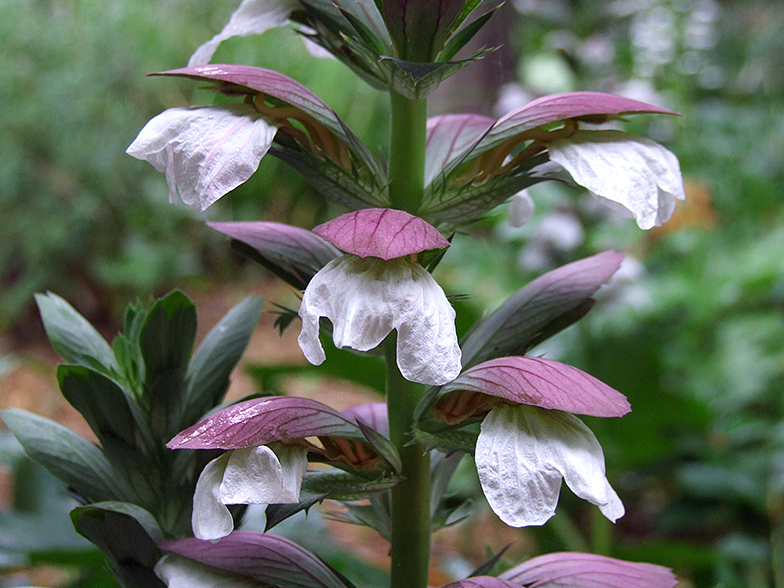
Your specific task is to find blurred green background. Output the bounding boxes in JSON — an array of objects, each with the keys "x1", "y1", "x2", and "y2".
[{"x1": 1, "y1": 0, "x2": 783, "y2": 587}]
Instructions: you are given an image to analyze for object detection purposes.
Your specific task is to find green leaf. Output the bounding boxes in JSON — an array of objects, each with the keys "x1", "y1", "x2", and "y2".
[
  {"x1": 71, "y1": 502, "x2": 165, "y2": 588},
  {"x1": 140, "y1": 290, "x2": 197, "y2": 379},
  {"x1": 1, "y1": 408, "x2": 127, "y2": 503},
  {"x1": 378, "y1": 51, "x2": 493, "y2": 100},
  {"x1": 271, "y1": 146, "x2": 387, "y2": 211},
  {"x1": 357, "y1": 421, "x2": 401, "y2": 474},
  {"x1": 57, "y1": 365, "x2": 144, "y2": 449},
  {"x1": 301, "y1": 469, "x2": 402, "y2": 502},
  {"x1": 35, "y1": 292, "x2": 119, "y2": 375},
  {"x1": 438, "y1": 4, "x2": 500, "y2": 63},
  {"x1": 183, "y1": 296, "x2": 263, "y2": 427}
]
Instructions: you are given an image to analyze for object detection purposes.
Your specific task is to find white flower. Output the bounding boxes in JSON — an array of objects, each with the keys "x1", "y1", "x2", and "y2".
[
  {"x1": 192, "y1": 445, "x2": 307, "y2": 540},
  {"x1": 155, "y1": 554, "x2": 262, "y2": 588},
  {"x1": 126, "y1": 104, "x2": 277, "y2": 211},
  {"x1": 189, "y1": 0, "x2": 298, "y2": 67},
  {"x1": 548, "y1": 130, "x2": 685, "y2": 230},
  {"x1": 298, "y1": 255, "x2": 462, "y2": 386},
  {"x1": 508, "y1": 191, "x2": 535, "y2": 228},
  {"x1": 475, "y1": 404, "x2": 624, "y2": 527}
]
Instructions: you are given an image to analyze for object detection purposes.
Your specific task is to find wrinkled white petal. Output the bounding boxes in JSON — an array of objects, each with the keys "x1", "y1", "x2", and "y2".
[
  {"x1": 549, "y1": 130, "x2": 685, "y2": 230},
  {"x1": 155, "y1": 554, "x2": 262, "y2": 588},
  {"x1": 508, "y1": 191, "x2": 535, "y2": 228},
  {"x1": 298, "y1": 255, "x2": 461, "y2": 385},
  {"x1": 192, "y1": 453, "x2": 234, "y2": 540},
  {"x1": 189, "y1": 0, "x2": 297, "y2": 67},
  {"x1": 221, "y1": 445, "x2": 307, "y2": 505},
  {"x1": 476, "y1": 404, "x2": 624, "y2": 527},
  {"x1": 127, "y1": 105, "x2": 277, "y2": 211}
]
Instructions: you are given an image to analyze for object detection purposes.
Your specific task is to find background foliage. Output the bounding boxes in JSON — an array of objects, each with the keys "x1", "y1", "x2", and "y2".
[{"x1": 1, "y1": 0, "x2": 783, "y2": 587}]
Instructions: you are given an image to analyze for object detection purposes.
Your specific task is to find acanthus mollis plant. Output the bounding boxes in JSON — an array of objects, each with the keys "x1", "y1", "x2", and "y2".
[
  {"x1": 1, "y1": 291, "x2": 262, "y2": 587},
  {"x1": 121, "y1": 1, "x2": 686, "y2": 587}
]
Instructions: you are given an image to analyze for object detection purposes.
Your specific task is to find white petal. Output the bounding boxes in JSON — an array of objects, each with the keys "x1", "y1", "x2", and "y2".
[
  {"x1": 298, "y1": 255, "x2": 461, "y2": 385},
  {"x1": 548, "y1": 130, "x2": 685, "y2": 230},
  {"x1": 126, "y1": 105, "x2": 277, "y2": 211},
  {"x1": 188, "y1": 0, "x2": 297, "y2": 67},
  {"x1": 192, "y1": 453, "x2": 235, "y2": 540},
  {"x1": 221, "y1": 445, "x2": 307, "y2": 504},
  {"x1": 155, "y1": 554, "x2": 262, "y2": 588},
  {"x1": 508, "y1": 191, "x2": 535, "y2": 228},
  {"x1": 476, "y1": 404, "x2": 624, "y2": 527}
]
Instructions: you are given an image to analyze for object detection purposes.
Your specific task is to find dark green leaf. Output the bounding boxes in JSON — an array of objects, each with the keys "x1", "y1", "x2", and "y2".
[
  {"x1": 35, "y1": 292, "x2": 118, "y2": 375},
  {"x1": 379, "y1": 50, "x2": 493, "y2": 100},
  {"x1": 140, "y1": 290, "x2": 197, "y2": 379},
  {"x1": 438, "y1": 5, "x2": 500, "y2": 63},
  {"x1": 271, "y1": 146, "x2": 387, "y2": 211},
  {"x1": 71, "y1": 503, "x2": 165, "y2": 588},
  {"x1": 57, "y1": 365, "x2": 143, "y2": 449},
  {"x1": 1, "y1": 408, "x2": 127, "y2": 503},
  {"x1": 184, "y1": 296, "x2": 263, "y2": 426}
]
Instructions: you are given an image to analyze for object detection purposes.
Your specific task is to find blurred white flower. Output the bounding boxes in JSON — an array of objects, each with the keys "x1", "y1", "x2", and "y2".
[{"x1": 508, "y1": 191, "x2": 536, "y2": 228}]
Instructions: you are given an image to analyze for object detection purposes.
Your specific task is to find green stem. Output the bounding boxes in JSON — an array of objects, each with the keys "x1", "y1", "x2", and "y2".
[
  {"x1": 388, "y1": 91, "x2": 428, "y2": 214},
  {"x1": 386, "y1": 335, "x2": 431, "y2": 588}
]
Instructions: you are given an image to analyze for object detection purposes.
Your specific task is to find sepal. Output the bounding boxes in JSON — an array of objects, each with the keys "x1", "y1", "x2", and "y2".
[
  {"x1": 161, "y1": 531, "x2": 352, "y2": 588},
  {"x1": 209, "y1": 221, "x2": 339, "y2": 290},
  {"x1": 313, "y1": 208, "x2": 449, "y2": 260},
  {"x1": 499, "y1": 551, "x2": 679, "y2": 588},
  {"x1": 460, "y1": 251, "x2": 624, "y2": 368},
  {"x1": 168, "y1": 396, "x2": 396, "y2": 472},
  {"x1": 429, "y1": 356, "x2": 630, "y2": 423}
]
